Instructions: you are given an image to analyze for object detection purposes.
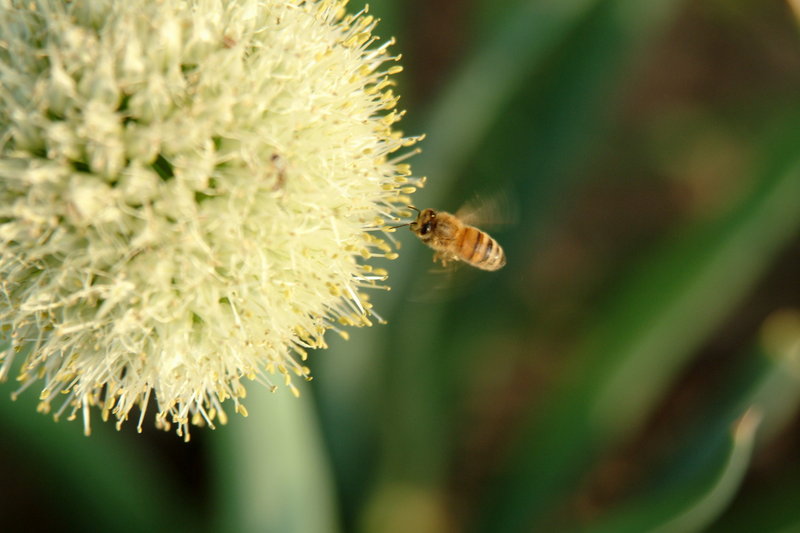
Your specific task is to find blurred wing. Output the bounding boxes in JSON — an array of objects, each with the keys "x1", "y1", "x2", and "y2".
[
  {"x1": 455, "y1": 190, "x2": 519, "y2": 228},
  {"x1": 408, "y1": 262, "x2": 479, "y2": 303}
]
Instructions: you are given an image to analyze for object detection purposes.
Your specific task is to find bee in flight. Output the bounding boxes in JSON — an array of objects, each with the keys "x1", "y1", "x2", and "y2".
[{"x1": 392, "y1": 205, "x2": 506, "y2": 271}]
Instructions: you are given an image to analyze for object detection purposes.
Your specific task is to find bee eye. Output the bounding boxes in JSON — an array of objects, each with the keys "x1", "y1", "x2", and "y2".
[{"x1": 421, "y1": 223, "x2": 431, "y2": 235}]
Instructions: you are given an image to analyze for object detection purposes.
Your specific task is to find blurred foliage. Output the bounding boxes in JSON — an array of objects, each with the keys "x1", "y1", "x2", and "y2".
[{"x1": 2, "y1": 1, "x2": 800, "y2": 532}]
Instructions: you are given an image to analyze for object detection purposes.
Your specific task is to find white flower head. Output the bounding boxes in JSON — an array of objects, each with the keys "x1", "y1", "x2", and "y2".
[{"x1": 0, "y1": 0, "x2": 422, "y2": 439}]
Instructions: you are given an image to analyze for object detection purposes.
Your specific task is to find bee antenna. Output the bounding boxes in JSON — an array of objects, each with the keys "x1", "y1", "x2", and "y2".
[{"x1": 386, "y1": 206, "x2": 419, "y2": 229}]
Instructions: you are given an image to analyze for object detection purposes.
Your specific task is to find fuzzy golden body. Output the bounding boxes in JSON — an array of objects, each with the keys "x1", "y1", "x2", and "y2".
[{"x1": 407, "y1": 207, "x2": 506, "y2": 271}]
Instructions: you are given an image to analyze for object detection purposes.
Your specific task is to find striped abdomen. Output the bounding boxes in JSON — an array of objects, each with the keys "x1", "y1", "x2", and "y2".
[{"x1": 455, "y1": 226, "x2": 506, "y2": 271}]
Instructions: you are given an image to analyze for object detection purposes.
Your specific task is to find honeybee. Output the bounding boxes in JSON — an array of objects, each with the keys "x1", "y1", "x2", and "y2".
[{"x1": 395, "y1": 205, "x2": 506, "y2": 271}]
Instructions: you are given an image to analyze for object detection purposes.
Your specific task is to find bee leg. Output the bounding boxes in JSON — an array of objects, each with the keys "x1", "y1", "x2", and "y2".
[{"x1": 433, "y1": 251, "x2": 453, "y2": 268}]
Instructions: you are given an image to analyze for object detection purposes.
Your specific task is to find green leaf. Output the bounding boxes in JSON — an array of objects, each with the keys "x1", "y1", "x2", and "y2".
[
  {"x1": 208, "y1": 383, "x2": 340, "y2": 533},
  {"x1": 579, "y1": 313, "x2": 800, "y2": 533},
  {"x1": 413, "y1": 0, "x2": 599, "y2": 202},
  {"x1": 583, "y1": 410, "x2": 762, "y2": 533}
]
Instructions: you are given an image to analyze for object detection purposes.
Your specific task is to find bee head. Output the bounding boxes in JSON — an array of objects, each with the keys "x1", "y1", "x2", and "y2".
[{"x1": 410, "y1": 208, "x2": 437, "y2": 239}]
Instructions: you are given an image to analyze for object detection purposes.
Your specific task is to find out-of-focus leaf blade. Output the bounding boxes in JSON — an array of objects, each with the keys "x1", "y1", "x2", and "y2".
[
  {"x1": 209, "y1": 383, "x2": 340, "y2": 533},
  {"x1": 706, "y1": 481, "x2": 800, "y2": 533},
  {"x1": 581, "y1": 410, "x2": 761, "y2": 533},
  {"x1": 650, "y1": 410, "x2": 759, "y2": 533},
  {"x1": 477, "y1": 114, "x2": 800, "y2": 531},
  {"x1": 580, "y1": 313, "x2": 800, "y2": 533},
  {"x1": 414, "y1": 0, "x2": 597, "y2": 203},
  {"x1": 702, "y1": 310, "x2": 800, "y2": 533}
]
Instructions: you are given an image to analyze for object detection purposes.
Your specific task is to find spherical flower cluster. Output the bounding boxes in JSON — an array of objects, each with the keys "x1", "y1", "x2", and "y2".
[{"x1": 0, "y1": 0, "x2": 421, "y2": 439}]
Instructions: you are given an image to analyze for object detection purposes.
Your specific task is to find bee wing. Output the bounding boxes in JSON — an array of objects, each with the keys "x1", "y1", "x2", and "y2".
[
  {"x1": 408, "y1": 261, "x2": 477, "y2": 303},
  {"x1": 455, "y1": 191, "x2": 518, "y2": 229}
]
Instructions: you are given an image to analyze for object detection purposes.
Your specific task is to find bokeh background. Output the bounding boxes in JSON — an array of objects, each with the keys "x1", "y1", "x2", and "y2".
[{"x1": 2, "y1": 0, "x2": 800, "y2": 532}]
